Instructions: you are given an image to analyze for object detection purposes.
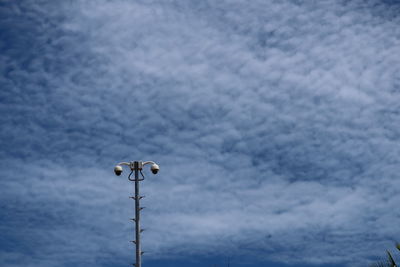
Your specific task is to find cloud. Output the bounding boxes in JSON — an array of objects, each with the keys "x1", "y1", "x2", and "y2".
[{"x1": 1, "y1": 0, "x2": 400, "y2": 266}]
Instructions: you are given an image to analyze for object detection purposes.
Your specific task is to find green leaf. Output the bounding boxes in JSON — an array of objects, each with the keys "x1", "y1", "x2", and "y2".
[{"x1": 387, "y1": 251, "x2": 396, "y2": 267}]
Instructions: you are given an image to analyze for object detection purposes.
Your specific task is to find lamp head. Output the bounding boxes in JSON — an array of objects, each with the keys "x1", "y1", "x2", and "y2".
[
  {"x1": 114, "y1": 165, "x2": 123, "y2": 176},
  {"x1": 150, "y1": 163, "x2": 160, "y2": 174}
]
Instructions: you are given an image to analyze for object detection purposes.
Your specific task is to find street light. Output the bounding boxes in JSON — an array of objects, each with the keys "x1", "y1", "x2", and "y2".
[{"x1": 114, "y1": 160, "x2": 160, "y2": 267}]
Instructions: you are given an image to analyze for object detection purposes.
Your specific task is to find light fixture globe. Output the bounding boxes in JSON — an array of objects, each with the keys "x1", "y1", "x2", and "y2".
[
  {"x1": 114, "y1": 165, "x2": 123, "y2": 176},
  {"x1": 150, "y1": 163, "x2": 160, "y2": 174}
]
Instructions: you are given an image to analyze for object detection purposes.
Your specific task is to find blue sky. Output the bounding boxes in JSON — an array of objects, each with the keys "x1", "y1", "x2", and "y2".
[{"x1": 1, "y1": 0, "x2": 400, "y2": 266}]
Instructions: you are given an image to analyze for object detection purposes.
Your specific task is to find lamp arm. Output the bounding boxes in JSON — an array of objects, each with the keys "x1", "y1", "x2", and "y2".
[
  {"x1": 142, "y1": 161, "x2": 156, "y2": 166},
  {"x1": 117, "y1": 162, "x2": 131, "y2": 167}
]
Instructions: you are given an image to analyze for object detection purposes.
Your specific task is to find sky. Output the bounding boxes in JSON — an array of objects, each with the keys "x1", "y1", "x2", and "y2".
[{"x1": 1, "y1": 0, "x2": 400, "y2": 266}]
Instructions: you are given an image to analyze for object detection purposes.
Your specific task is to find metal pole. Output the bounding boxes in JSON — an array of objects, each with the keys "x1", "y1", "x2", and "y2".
[
  {"x1": 116, "y1": 160, "x2": 158, "y2": 266},
  {"x1": 134, "y1": 161, "x2": 141, "y2": 267}
]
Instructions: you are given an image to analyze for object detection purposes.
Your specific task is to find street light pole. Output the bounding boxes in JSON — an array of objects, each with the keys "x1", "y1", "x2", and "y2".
[
  {"x1": 114, "y1": 160, "x2": 160, "y2": 267},
  {"x1": 133, "y1": 161, "x2": 142, "y2": 267}
]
